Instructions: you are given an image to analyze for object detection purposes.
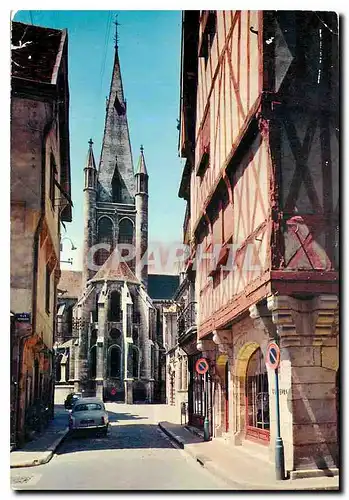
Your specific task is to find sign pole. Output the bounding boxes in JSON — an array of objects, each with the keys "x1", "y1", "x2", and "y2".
[
  {"x1": 203, "y1": 371, "x2": 210, "y2": 441},
  {"x1": 274, "y1": 365, "x2": 285, "y2": 480}
]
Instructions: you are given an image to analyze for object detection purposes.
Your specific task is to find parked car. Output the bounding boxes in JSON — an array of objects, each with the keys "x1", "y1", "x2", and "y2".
[
  {"x1": 68, "y1": 397, "x2": 109, "y2": 436},
  {"x1": 64, "y1": 392, "x2": 82, "y2": 409}
]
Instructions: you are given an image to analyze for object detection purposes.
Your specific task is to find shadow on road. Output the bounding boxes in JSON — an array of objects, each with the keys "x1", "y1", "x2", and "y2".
[{"x1": 55, "y1": 423, "x2": 179, "y2": 454}]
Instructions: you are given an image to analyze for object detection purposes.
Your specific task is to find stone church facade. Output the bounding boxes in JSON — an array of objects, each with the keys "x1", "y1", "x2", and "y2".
[{"x1": 54, "y1": 31, "x2": 177, "y2": 404}]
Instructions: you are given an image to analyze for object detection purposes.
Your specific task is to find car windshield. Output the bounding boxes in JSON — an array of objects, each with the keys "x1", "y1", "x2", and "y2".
[{"x1": 74, "y1": 403, "x2": 103, "y2": 412}]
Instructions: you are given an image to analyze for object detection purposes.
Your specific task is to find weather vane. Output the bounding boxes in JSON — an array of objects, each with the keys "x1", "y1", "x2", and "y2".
[{"x1": 114, "y1": 15, "x2": 120, "y2": 48}]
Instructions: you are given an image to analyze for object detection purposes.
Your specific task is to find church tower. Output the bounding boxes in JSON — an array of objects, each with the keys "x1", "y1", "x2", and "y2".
[
  {"x1": 135, "y1": 145, "x2": 149, "y2": 288},
  {"x1": 83, "y1": 138, "x2": 97, "y2": 285}
]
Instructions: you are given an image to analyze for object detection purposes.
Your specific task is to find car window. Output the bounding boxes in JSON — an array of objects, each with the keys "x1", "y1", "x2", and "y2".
[{"x1": 73, "y1": 403, "x2": 103, "y2": 412}]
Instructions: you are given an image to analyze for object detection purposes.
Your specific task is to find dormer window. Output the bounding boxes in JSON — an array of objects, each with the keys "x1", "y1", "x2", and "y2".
[{"x1": 199, "y1": 11, "x2": 217, "y2": 68}]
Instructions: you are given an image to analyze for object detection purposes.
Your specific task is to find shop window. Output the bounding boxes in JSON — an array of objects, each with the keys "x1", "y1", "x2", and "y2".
[{"x1": 246, "y1": 348, "x2": 270, "y2": 442}]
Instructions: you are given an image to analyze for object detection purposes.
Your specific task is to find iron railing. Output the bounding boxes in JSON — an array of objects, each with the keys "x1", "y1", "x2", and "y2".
[{"x1": 177, "y1": 301, "x2": 197, "y2": 336}]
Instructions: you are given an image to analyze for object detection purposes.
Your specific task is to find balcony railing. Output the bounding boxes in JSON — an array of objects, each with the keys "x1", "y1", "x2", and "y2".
[{"x1": 177, "y1": 301, "x2": 197, "y2": 336}]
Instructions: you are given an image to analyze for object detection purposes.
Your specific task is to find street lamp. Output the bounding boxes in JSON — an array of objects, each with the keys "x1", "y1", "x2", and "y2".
[{"x1": 60, "y1": 237, "x2": 77, "y2": 252}]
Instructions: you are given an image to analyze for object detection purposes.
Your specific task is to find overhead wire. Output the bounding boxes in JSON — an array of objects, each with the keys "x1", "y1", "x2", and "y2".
[{"x1": 314, "y1": 12, "x2": 339, "y2": 36}]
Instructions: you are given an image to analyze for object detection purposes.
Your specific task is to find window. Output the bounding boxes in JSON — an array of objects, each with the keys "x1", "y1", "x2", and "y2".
[
  {"x1": 127, "y1": 345, "x2": 139, "y2": 379},
  {"x1": 109, "y1": 291, "x2": 121, "y2": 321},
  {"x1": 109, "y1": 346, "x2": 121, "y2": 378},
  {"x1": 49, "y1": 153, "x2": 57, "y2": 208},
  {"x1": 112, "y1": 171, "x2": 122, "y2": 203},
  {"x1": 118, "y1": 218, "x2": 134, "y2": 246},
  {"x1": 74, "y1": 403, "x2": 103, "y2": 412},
  {"x1": 199, "y1": 11, "x2": 217, "y2": 68},
  {"x1": 89, "y1": 346, "x2": 97, "y2": 379},
  {"x1": 246, "y1": 348, "x2": 270, "y2": 441},
  {"x1": 96, "y1": 217, "x2": 113, "y2": 266},
  {"x1": 45, "y1": 264, "x2": 51, "y2": 313},
  {"x1": 196, "y1": 107, "x2": 210, "y2": 176},
  {"x1": 110, "y1": 328, "x2": 121, "y2": 341}
]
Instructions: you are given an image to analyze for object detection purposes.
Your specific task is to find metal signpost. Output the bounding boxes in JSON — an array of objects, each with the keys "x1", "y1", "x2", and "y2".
[
  {"x1": 195, "y1": 358, "x2": 210, "y2": 441},
  {"x1": 266, "y1": 342, "x2": 285, "y2": 480}
]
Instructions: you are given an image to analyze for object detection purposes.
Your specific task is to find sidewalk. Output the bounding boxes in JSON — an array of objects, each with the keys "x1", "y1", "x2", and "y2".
[
  {"x1": 158, "y1": 421, "x2": 340, "y2": 491},
  {"x1": 10, "y1": 405, "x2": 69, "y2": 468}
]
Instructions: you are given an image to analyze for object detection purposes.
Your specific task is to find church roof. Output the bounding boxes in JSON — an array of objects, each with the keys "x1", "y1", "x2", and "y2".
[
  {"x1": 147, "y1": 274, "x2": 180, "y2": 300},
  {"x1": 58, "y1": 271, "x2": 82, "y2": 299},
  {"x1": 90, "y1": 249, "x2": 140, "y2": 284}
]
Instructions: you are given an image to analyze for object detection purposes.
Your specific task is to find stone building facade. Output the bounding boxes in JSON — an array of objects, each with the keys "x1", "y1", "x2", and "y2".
[
  {"x1": 11, "y1": 22, "x2": 72, "y2": 446},
  {"x1": 178, "y1": 11, "x2": 339, "y2": 478}
]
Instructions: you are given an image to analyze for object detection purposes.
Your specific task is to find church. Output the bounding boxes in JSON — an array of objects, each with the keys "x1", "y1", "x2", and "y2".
[{"x1": 55, "y1": 25, "x2": 178, "y2": 404}]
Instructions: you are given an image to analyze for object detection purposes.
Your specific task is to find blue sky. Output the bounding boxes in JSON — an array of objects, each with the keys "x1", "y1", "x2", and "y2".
[{"x1": 13, "y1": 10, "x2": 185, "y2": 270}]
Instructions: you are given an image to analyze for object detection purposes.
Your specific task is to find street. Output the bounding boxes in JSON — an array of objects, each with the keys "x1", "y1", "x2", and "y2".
[{"x1": 11, "y1": 404, "x2": 231, "y2": 491}]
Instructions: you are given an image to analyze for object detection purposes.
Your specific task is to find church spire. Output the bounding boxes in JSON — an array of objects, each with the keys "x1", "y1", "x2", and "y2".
[
  {"x1": 97, "y1": 14, "x2": 135, "y2": 204},
  {"x1": 136, "y1": 145, "x2": 148, "y2": 176}
]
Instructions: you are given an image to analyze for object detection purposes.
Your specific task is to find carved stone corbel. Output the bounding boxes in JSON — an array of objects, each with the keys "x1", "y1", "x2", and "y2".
[
  {"x1": 212, "y1": 329, "x2": 234, "y2": 357},
  {"x1": 249, "y1": 302, "x2": 276, "y2": 340}
]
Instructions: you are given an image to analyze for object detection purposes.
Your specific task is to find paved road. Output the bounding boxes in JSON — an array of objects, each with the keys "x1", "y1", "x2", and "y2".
[{"x1": 11, "y1": 404, "x2": 231, "y2": 491}]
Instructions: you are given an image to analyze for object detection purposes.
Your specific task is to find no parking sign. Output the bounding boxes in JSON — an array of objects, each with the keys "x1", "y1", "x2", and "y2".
[
  {"x1": 195, "y1": 358, "x2": 209, "y2": 375},
  {"x1": 266, "y1": 342, "x2": 280, "y2": 370}
]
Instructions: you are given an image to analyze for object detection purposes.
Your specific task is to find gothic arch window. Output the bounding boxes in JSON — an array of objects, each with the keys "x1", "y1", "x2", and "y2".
[
  {"x1": 96, "y1": 217, "x2": 113, "y2": 266},
  {"x1": 109, "y1": 345, "x2": 121, "y2": 378},
  {"x1": 118, "y1": 218, "x2": 134, "y2": 246},
  {"x1": 109, "y1": 291, "x2": 121, "y2": 321},
  {"x1": 89, "y1": 345, "x2": 97, "y2": 379},
  {"x1": 246, "y1": 347, "x2": 270, "y2": 441},
  {"x1": 127, "y1": 345, "x2": 140, "y2": 379},
  {"x1": 112, "y1": 171, "x2": 122, "y2": 203},
  {"x1": 132, "y1": 346, "x2": 140, "y2": 379}
]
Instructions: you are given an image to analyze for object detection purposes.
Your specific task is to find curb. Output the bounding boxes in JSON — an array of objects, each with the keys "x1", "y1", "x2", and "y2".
[
  {"x1": 157, "y1": 423, "x2": 339, "y2": 491},
  {"x1": 10, "y1": 427, "x2": 69, "y2": 469},
  {"x1": 158, "y1": 422, "x2": 184, "y2": 449}
]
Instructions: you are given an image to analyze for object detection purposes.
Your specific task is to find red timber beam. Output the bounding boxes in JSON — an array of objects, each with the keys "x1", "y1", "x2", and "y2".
[{"x1": 198, "y1": 270, "x2": 272, "y2": 339}]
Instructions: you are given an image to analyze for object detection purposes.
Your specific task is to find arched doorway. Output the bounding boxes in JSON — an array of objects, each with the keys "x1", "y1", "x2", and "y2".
[{"x1": 245, "y1": 347, "x2": 270, "y2": 443}]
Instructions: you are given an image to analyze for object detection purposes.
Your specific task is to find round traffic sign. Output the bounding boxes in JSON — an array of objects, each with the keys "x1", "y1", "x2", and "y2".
[
  {"x1": 266, "y1": 342, "x2": 280, "y2": 370},
  {"x1": 195, "y1": 357, "x2": 209, "y2": 375}
]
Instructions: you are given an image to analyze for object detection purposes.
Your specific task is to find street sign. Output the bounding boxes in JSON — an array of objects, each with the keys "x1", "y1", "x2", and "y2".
[
  {"x1": 195, "y1": 357, "x2": 209, "y2": 375},
  {"x1": 266, "y1": 342, "x2": 280, "y2": 370},
  {"x1": 15, "y1": 313, "x2": 31, "y2": 323}
]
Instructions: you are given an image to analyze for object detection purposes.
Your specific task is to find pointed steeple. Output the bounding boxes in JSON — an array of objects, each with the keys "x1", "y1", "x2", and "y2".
[
  {"x1": 136, "y1": 145, "x2": 148, "y2": 176},
  {"x1": 84, "y1": 138, "x2": 97, "y2": 191},
  {"x1": 97, "y1": 16, "x2": 135, "y2": 204},
  {"x1": 86, "y1": 138, "x2": 97, "y2": 170}
]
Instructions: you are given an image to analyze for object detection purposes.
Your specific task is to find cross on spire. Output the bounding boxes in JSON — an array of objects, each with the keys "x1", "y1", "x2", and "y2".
[
  {"x1": 114, "y1": 15, "x2": 120, "y2": 48},
  {"x1": 88, "y1": 138, "x2": 93, "y2": 147}
]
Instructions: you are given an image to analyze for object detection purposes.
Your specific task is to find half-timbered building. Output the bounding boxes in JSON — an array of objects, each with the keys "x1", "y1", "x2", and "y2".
[{"x1": 179, "y1": 10, "x2": 339, "y2": 478}]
